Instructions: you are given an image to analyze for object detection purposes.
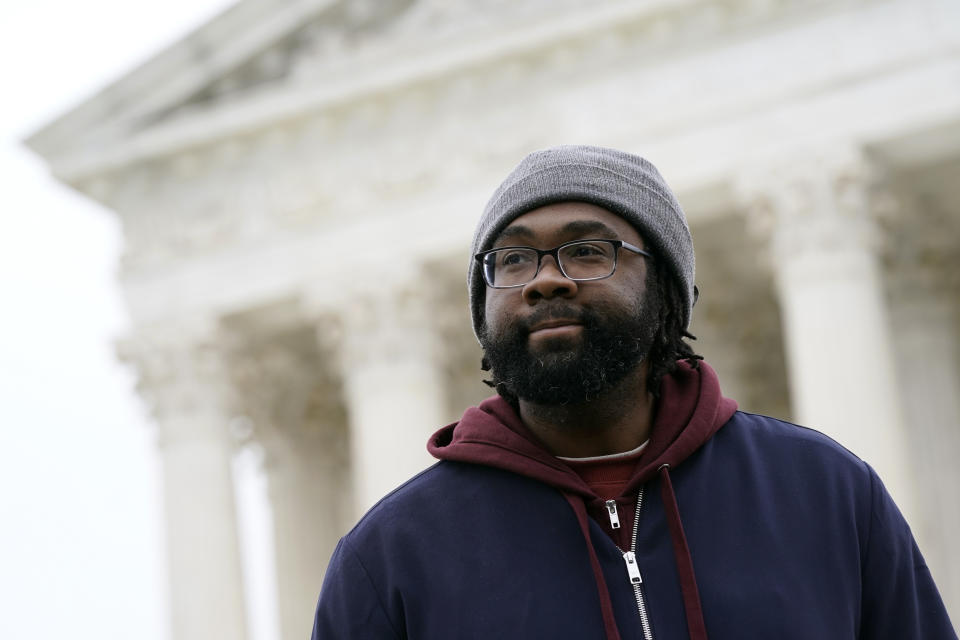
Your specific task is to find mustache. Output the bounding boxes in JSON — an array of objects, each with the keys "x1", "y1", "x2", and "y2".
[{"x1": 522, "y1": 304, "x2": 589, "y2": 334}]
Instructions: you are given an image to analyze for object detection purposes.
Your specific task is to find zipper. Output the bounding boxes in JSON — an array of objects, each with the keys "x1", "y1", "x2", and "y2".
[
  {"x1": 620, "y1": 487, "x2": 654, "y2": 640},
  {"x1": 605, "y1": 500, "x2": 621, "y2": 529}
]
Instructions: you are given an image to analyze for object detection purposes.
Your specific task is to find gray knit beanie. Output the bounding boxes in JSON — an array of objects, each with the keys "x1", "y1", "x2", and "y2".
[{"x1": 469, "y1": 145, "x2": 695, "y2": 338}]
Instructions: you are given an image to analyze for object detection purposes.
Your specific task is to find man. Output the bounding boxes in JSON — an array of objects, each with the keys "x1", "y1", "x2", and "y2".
[{"x1": 312, "y1": 146, "x2": 956, "y2": 639}]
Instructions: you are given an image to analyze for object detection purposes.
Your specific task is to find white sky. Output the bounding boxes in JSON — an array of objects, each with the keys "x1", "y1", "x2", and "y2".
[{"x1": 0, "y1": 1, "x2": 270, "y2": 639}]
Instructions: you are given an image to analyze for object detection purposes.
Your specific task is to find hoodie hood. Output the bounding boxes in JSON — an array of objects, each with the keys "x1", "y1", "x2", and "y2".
[{"x1": 428, "y1": 360, "x2": 736, "y2": 496}]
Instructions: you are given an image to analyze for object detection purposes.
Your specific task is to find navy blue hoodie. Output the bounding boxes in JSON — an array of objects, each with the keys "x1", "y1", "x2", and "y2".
[{"x1": 313, "y1": 362, "x2": 956, "y2": 639}]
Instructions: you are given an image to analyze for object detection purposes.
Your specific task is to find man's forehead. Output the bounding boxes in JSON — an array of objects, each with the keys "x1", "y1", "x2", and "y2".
[
  {"x1": 494, "y1": 202, "x2": 645, "y2": 246},
  {"x1": 497, "y1": 218, "x2": 622, "y2": 241}
]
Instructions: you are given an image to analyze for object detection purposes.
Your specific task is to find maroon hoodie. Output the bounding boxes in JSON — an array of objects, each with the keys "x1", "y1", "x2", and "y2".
[{"x1": 428, "y1": 360, "x2": 737, "y2": 640}]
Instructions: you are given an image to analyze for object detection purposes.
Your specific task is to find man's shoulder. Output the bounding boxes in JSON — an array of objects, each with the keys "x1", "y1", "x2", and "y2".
[
  {"x1": 714, "y1": 410, "x2": 873, "y2": 486},
  {"x1": 695, "y1": 411, "x2": 879, "y2": 532},
  {"x1": 347, "y1": 462, "x2": 457, "y2": 529},
  {"x1": 342, "y1": 460, "x2": 557, "y2": 546},
  {"x1": 723, "y1": 410, "x2": 867, "y2": 463}
]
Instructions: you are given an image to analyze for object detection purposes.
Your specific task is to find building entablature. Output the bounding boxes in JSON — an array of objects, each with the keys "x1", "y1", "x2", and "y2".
[{"x1": 27, "y1": 0, "x2": 960, "y2": 187}]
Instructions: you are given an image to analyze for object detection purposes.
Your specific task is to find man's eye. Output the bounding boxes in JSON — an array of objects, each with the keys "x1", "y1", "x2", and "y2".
[
  {"x1": 567, "y1": 243, "x2": 610, "y2": 259},
  {"x1": 501, "y1": 251, "x2": 533, "y2": 266}
]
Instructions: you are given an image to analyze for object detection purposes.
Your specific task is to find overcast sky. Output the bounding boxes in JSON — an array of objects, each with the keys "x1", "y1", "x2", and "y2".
[{"x1": 0, "y1": 1, "x2": 260, "y2": 638}]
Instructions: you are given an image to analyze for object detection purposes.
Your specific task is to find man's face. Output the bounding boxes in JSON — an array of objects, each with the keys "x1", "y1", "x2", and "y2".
[{"x1": 479, "y1": 201, "x2": 661, "y2": 405}]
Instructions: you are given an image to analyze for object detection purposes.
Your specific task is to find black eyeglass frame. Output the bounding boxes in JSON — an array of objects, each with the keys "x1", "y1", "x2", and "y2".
[{"x1": 474, "y1": 238, "x2": 653, "y2": 289}]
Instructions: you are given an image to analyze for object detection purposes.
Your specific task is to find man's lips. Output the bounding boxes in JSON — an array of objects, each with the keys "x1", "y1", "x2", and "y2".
[{"x1": 528, "y1": 320, "x2": 583, "y2": 337}]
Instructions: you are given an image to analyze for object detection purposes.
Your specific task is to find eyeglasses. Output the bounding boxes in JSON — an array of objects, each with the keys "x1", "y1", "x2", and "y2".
[{"x1": 475, "y1": 238, "x2": 653, "y2": 289}]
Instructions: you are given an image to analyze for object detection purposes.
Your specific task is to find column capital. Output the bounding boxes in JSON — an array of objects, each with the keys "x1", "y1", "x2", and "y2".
[
  {"x1": 117, "y1": 319, "x2": 239, "y2": 444},
  {"x1": 222, "y1": 320, "x2": 349, "y2": 466},
  {"x1": 882, "y1": 190, "x2": 960, "y2": 303},
  {"x1": 736, "y1": 146, "x2": 896, "y2": 260},
  {"x1": 328, "y1": 284, "x2": 444, "y2": 376}
]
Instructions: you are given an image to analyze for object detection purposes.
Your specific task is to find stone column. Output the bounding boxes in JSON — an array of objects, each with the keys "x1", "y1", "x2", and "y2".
[
  {"x1": 332, "y1": 287, "x2": 449, "y2": 515},
  {"x1": 739, "y1": 149, "x2": 915, "y2": 520},
  {"x1": 121, "y1": 324, "x2": 248, "y2": 640},
  {"x1": 226, "y1": 322, "x2": 351, "y2": 640},
  {"x1": 263, "y1": 429, "x2": 349, "y2": 639},
  {"x1": 885, "y1": 220, "x2": 960, "y2": 622}
]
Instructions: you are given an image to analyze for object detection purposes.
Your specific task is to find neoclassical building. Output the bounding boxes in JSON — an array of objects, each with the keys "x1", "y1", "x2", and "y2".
[{"x1": 28, "y1": 0, "x2": 960, "y2": 638}]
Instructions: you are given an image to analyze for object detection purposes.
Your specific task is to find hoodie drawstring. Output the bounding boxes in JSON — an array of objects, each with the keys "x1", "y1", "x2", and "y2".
[
  {"x1": 564, "y1": 493, "x2": 623, "y2": 640},
  {"x1": 659, "y1": 465, "x2": 709, "y2": 640}
]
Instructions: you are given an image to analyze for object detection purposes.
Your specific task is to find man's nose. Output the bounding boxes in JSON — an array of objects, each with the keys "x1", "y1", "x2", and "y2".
[{"x1": 521, "y1": 256, "x2": 578, "y2": 302}]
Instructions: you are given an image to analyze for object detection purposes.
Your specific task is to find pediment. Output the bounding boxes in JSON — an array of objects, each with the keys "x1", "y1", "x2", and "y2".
[{"x1": 25, "y1": 0, "x2": 413, "y2": 175}]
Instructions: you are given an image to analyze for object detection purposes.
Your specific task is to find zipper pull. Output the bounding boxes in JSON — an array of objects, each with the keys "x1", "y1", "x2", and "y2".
[
  {"x1": 623, "y1": 551, "x2": 643, "y2": 584},
  {"x1": 605, "y1": 500, "x2": 621, "y2": 529}
]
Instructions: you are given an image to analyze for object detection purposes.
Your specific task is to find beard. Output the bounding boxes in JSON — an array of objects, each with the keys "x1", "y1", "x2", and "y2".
[{"x1": 479, "y1": 284, "x2": 661, "y2": 406}]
